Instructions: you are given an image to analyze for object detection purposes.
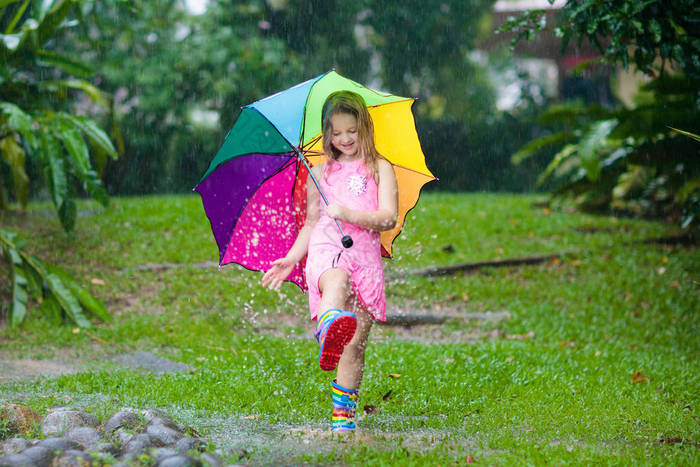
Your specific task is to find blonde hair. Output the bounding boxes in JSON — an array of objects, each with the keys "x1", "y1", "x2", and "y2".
[{"x1": 321, "y1": 90, "x2": 383, "y2": 182}]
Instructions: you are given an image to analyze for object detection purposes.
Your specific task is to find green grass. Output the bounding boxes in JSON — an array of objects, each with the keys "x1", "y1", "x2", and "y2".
[{"x1": 0, "y1": 192, "x2": 698, "y2": 465}]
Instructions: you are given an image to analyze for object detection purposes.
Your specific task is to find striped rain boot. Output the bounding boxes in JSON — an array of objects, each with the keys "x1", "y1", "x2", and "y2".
[
  {"x1": 314, "y1": 308, "x2": 357, "y2": 371},
  {"x1": 331, "y1": 380, "x2": 358, "y2": 433}
]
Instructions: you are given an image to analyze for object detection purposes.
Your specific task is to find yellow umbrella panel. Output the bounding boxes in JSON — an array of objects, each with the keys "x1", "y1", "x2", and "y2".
[{"x1": 303, "y1": 99, "x2": 435, "y2": 257}]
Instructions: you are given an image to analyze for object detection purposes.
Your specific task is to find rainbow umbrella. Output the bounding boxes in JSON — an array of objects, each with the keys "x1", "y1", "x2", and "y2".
[{"x1": 195, "y1": 70, "x2": 435, "y2": 289}]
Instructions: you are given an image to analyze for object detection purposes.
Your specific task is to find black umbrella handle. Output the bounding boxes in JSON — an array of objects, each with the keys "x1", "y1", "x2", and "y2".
[{"x1": 295, "y1": 149, "x2": 353, "y2": 249}]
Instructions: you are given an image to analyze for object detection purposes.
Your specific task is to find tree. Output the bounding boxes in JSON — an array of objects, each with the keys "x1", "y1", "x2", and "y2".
[
  {"x1": 0, "y1": 0, "x2": 118, "y2": 231},
  {"x1": 0, "y1": 0, "x2": 114, "y2": 327},
  {"x1": 503, "y1": 0, "x2": 700, "y2": 227},
  {"x1": 68, "y1": 0, "x2": 303, "y2": 194},
  {"x1": 265, "y1": 0, "x2": 497, "y2": 125}
]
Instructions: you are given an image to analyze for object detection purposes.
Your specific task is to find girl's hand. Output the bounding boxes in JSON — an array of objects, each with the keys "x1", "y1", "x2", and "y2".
[
  {"x1": 326, "y1": 203, "x2": 347, "y2": 222},
  {"x1": 261, "y1": 257, "x2": 296, "y2": 290}
]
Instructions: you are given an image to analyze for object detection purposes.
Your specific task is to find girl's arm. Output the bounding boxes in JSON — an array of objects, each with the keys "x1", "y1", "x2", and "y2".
[
  {"x1": 261, "y1": 168, "x2": 321, "y2": 290},
  {"x1": 327, "y1": 159, "x2": 398, "y2": 232}
]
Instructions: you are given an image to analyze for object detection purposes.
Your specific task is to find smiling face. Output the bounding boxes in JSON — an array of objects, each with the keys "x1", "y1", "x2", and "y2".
[{"x1": 329, "y1": 112, "x2": 359, "y2": 159}]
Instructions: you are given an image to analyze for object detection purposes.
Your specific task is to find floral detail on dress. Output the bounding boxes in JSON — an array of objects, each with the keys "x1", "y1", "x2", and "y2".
[{"x1": 347, "y1": 175, "x2": 367, "y2": 196}]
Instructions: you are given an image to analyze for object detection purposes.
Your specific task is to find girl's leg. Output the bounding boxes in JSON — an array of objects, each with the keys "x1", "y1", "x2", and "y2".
[
  {"x1": 317, "y1": 268, "x2": 351, "y2": 312},
  {"x1": 316, "y1": 268, "x2": 356, "y2": 371},
  {"x1": 335, "y1": 299, "x2": 373, "y2": 389}
]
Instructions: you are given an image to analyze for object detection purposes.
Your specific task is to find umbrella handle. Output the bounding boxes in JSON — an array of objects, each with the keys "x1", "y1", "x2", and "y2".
[{"x1": 295, "y1": 149, "x2": 353, "y2": 249}]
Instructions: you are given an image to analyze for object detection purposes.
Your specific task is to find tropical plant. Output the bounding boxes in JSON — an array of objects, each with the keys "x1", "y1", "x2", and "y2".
[
  {"x1": 501, "y1": 0, "x2": 700, "y2": 228},
  {"x1": 0, "y1": 0, "x2": 118, "y2": 231},
  {"x1": 513, "y1": 76, "x2": 699, "y2": 227},
  {"x1": 1, "y1": 228, "x2": 109, "y2": 327}
]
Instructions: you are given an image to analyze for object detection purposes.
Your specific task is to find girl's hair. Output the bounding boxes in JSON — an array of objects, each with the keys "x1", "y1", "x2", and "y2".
[{"x1": 321, "y1": 90, "x2": 383, "y2": 181}]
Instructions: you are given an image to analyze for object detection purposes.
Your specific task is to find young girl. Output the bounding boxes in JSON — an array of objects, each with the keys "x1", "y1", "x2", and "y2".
[{"x1": 261, "y1": 90, "x2": 398, "y2": 433}]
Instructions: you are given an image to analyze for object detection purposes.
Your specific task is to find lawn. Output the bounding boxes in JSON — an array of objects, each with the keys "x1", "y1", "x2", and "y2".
[{"x1": 1, "y1": 192, "x2": 698, "y2": 465}]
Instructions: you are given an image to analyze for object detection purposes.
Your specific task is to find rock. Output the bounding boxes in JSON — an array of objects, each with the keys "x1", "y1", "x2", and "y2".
[
  {"x1": 150, "y1": 447, "x2": 180, "y2": 463},
  {"x1": 0, "y1": 404, "x2": 41, "y2": 436},
  {"x1": 91, "y1": 442, "x2": 119, "y2": 457},
  {"x1": 65, "y1": 426, "x2": 103, "y2": 450},
  {"x1": 42, "y1": 410, "x2": 99, "y2": 436},
  {"x1": 157, "y1": 454, "x2": 202, "y2": 467},
  {"x1": 0, "y1": 438, "x2": 30, "y2": 455},
  {"x1": 123, "y1": 433, "x2": 163, "y2": 456},
  {"x1": 148, "y1": 416, "x2": 181, "y2": 431},
  {"x1": 104, "y1": 410, "x2": 142, "y2": 436},
  {"x1": 146, "y1": 423, "x2": 184, "y2": 445},
  {"x1": 200, "y1": 452, "x2": 222, "y2": 467},
  {"x1": 141, "y1": 409, "x2": 179, "y2": 429},
  {"x1": 140, "y1": 408, "x2": 169, "y2": 421},
  {"x1": 36, "y1": 437, "x2": 82, "y2": 454},
  {"x1": 174, "y1": 437, "x2": 206, "y2": 453},
  {"x1": 113, "y1": 429, "x2": 135, "y2": 448},
  {"x1": 19, "y1": 445, "x2": 53, "y2": 467},
  {"x1": 51, "y1": 449, "x2": 93, "y2": 467},
  {"x1": 0, "y1": 453, "x2": 33, "y2": 466}
]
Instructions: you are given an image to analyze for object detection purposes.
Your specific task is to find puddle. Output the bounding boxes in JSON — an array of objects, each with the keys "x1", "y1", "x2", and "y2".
[{"x1": 184, "y1": 411, "x2": 481, "y2": 465}]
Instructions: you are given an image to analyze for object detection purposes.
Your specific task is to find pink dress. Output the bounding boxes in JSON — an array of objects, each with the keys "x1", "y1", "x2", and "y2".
[{"x1": 306, "y1": 158, "x2": 386, "y2": 322}]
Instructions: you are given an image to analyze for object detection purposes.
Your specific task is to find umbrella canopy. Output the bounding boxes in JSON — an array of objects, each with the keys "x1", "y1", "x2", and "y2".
[{"x1": 195, "y1": 70, "x2": 435, "y2": 289}]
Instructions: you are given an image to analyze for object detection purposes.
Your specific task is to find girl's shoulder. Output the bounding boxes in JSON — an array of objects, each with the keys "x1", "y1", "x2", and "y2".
[{"x1": 376, "y1": 158, "x2": 392, "y2": 171}]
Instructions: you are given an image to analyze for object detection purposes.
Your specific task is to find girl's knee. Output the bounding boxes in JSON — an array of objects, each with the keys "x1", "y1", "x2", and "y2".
[{"x1": 319, "y1": 269, "x2": 351, "y2": 294}]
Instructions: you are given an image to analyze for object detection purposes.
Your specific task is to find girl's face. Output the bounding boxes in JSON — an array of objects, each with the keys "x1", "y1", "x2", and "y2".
[{"x1": 329, "y1": 113, "x2": 359, "y2": 158}]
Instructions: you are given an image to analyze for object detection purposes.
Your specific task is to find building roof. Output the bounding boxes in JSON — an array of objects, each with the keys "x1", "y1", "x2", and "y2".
[{"x1": 493, "y1": 0, "x2": 565, "y2": 12}]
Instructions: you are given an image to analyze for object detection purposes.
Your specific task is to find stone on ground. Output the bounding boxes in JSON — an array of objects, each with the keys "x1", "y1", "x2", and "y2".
[
  {"x1": 42, "y1": 409, "x2": 99, "y2": 436},
  {"x1": 51, "y1": 449, "x2": 93, "y2": 467},
  {"x1": 0, "y1": 438, "x2": 30, "y2": 455},
  {"x1": 66, "y1": 426, "x2": 103, "y2": 450},
  {"x1": 104, "y1": 410, "x2": 143, "y2": 435}
]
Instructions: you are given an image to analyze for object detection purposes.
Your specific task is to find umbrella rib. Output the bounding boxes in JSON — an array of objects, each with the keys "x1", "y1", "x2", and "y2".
[
  {"x1": 389, "y1": 162, "x2": 437, "y2": 179},
  {"x1": 299, "y1": 70, "x2": 332, "y2": 150}
]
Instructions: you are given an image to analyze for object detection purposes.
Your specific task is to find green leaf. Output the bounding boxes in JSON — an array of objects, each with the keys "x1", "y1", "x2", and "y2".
[
  {"x1": 35, "y1": 50, "x2": 94, "y2": 77},
  {"x1": 0, "y1": 0, "x2": 23, "y2": 8},
  {"x1": 10, "y1": 256, "x2": 28, "y2": 327},
  {"x1": 58, "y1": 197, "x2": 76, "y2": 232},
  {"x1": 3, "y1": 235, "x2": 29, "y2": 327},
  {"x1": 40, "y1": 130, "x2": 67, "y2": 209},
  {"x1": 36, "y1": 0, "x2": 78, "y2": 48},
  {"x1": 0, "y1": 101, "x2": 37, "y2": 148},
  {"x1": 56, "y1": 119, "x2": 109, "y2": 206},
  {"x1": 537, "y1": 144, "x2": 577, "y2": 186},
  {"x1": 612, "y1": 165, "x2": 650, "y2": 200},
  {"x1": 62, "y1": 114, "x2": 117, "y2": 159},
  {"x1": 668, "y1": 126, "x2": 700, "y2": 142},
  {"x1": 40, "y1": 79, "x2": 106, "y2": 107},
  {"x1": 60, "y1": 127, "x2": 90, "y2": 174},
  {"x1": 4, "y1": 0, "x2": 29, "y2": 34},
  {"x1": 48, "y1": 266, "x2": 110, "y2": 322},
  {"x1": 0, "y1": 136, "x2": 30, "y2": 206},
  {"x1": 512, "y1": 131, "x2": 574, "y2": 164},
  {"x1": 579, "y1": 119, "x2": 618, "y2": 182},
  {"x1": 44, "y1": 266, "x2": 91, "y2": 328}
]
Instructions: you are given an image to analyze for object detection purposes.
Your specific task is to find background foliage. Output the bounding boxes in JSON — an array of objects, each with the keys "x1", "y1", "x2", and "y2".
[
  {"x1": 0, "y1": 0, "x2": 117, "y2": 231},
  {"x1": 504, "y1": 0, "x2": 700, "y2": 227},
  {"x1": 59, "y1": 0, "x2": 551, "y2": 195}
]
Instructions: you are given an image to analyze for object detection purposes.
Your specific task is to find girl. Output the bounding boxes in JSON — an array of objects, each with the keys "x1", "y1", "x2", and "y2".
[{"x1": 261, "y1": 90, "x2": 398, "y2": 433}]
